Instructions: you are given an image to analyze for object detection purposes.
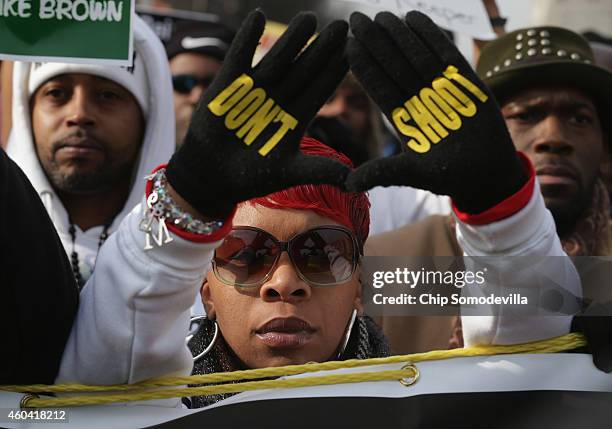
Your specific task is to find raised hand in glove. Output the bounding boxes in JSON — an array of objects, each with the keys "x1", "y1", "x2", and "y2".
[
  {"x1": 166, "y1": 10, "x2": 349, "y2": 218},
  {"x1": 572, "y1": 303, "x2": 612, "y2": 373},
  {"x1": 346, "y1": 11, "x2": 527, "y2": 214}
]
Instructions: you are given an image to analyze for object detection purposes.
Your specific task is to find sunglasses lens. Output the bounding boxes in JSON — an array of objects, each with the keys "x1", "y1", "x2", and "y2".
[
  {"x1": 172, "y1": 75, "x2": 197, "y2": 94},
  {"x1": 290, "y1": 228, "x2": 356, "y2": 285},
  {"x1": 214, "y1": 229, "x2": 279, "y2": 287},
  {"x1": 172, "y1": 75, "x2": 215, "y2": 94}
]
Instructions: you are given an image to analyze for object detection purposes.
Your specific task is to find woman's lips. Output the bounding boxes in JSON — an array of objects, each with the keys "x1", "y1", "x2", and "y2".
[
  {"x1": 256, "y1": 331, "x2": 313, "y2": 348},
  {"x1": 255, "y1": 317, "x2": 315, "y2": 349}
]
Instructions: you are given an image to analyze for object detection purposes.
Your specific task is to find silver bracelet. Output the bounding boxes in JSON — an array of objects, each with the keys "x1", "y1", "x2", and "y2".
[{"x1": 139, "y1": 169, "x2": 224, "y2": 250}]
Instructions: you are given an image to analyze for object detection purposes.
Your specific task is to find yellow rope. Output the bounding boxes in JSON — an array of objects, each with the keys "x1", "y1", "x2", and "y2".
[
  {"x1": 2, "y1": 332, "x2": 585, "y2": 393},
  {"x1": 20, "y1": 368, "x2": 417, "y2": 408},
  {"x1": 1, "y1": 332, "x2": 586, "y2": 408}
]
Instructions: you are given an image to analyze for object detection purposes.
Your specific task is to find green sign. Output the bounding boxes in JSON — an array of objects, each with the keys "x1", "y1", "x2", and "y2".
[{"x1": 0, "y1": 0, "x2": 134, "y2": 65}]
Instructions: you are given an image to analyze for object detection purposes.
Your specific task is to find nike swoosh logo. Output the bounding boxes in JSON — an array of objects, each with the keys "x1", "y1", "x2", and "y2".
[{"x1": 181, "y1": 37, "x2": 228, "y2": 50}]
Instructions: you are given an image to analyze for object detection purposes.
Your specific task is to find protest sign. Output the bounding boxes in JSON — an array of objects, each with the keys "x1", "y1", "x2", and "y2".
[
  {"x1": 0, "y1": 0, "x2": 134, "y2": 65},
  {"x1": 137, "y1": 5, "x2": 219, "y2": 45},
  {"x1": 336, "y1": 0, "x2": 497, "y2": 39}
]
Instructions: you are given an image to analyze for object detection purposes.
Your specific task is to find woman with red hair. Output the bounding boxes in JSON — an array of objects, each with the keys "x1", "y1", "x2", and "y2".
[{"x1": 188, "y1": 138, "x2": 389, "y2": 407}]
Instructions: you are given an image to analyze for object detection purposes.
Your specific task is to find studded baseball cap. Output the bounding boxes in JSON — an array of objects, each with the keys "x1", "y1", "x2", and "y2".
[{"x1": 477, "y1": 26, "x2": 612, "y2": 117}]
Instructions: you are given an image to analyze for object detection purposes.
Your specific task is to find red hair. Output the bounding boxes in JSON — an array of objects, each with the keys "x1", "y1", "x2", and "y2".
[{"x1": 248, "y1": 137, "x2": 370, "y2": 249}]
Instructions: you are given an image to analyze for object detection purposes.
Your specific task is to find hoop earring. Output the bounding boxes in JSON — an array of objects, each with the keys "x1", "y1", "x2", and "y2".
[
  {"x1": 186, "y1": 316, "x2": 219, "y2": 363},
  {"x1": 337, "y1": 309, "x2": 357, "y2": 359}
]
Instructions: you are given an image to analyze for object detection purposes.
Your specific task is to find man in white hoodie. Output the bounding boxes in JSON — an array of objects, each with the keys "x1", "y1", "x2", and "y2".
[{"x1": 7, "y1": 16, "x2": 174, "y2": 288}]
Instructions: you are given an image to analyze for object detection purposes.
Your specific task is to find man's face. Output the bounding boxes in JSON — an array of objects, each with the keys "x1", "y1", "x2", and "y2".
[
  {"x1": 501, "y1": 87, "x2": 605, "y2": 229},
  {"x1": 170, "y1": 52, "x2": 222, "y2": 146},
  {"x1": 31, "y1": 73, "x2": 144, "y2": 195},
  {"x1": 318, "y1": 85, "x2": 371, "y2": 140}
]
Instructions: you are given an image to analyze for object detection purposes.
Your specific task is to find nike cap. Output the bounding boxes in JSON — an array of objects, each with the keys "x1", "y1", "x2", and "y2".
[{"x1": 166, "y1": 19, "x2": 235, "y2": 61}]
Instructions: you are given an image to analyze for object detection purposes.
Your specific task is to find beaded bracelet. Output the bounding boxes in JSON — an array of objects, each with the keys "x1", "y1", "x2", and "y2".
[{"x1": 140, "y1": 169, "x2": 224, "y2": 250}]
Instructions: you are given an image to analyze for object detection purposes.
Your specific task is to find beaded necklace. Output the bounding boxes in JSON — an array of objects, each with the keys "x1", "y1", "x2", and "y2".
[{"x1": 68, "y1": 218, "x2": 112, "y2": 290}]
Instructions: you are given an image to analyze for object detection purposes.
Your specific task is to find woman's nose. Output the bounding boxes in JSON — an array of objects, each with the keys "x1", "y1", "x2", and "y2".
[{"x1": 259, "y1": 254, "x2": 312, "y2": 302}]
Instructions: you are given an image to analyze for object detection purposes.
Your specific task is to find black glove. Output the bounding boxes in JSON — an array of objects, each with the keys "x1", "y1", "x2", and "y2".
[
  {"x1": 346, "y1": 11, "x2": 527, "y2": 214},
  {"x1": 572, "y1": 303, "x2": 612, "y2": 373},
  {"x1": 167, "y1": 10, "x2": 350, "y2": 218}
]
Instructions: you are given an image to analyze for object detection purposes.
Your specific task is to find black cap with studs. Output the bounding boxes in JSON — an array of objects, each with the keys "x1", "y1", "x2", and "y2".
[{"x1": 477, "y1": 26, "x2": 612, "y2": 117}]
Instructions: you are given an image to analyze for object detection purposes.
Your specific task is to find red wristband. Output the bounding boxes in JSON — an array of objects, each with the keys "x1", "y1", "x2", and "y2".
[{"x1": 452, "y1": 152, "x2": 535, "y2": 225}]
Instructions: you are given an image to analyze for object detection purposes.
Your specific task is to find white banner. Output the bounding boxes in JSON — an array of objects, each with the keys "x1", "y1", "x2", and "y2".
[{"x1": 337, "y1": 0, "x2": 497, "y2": 39}]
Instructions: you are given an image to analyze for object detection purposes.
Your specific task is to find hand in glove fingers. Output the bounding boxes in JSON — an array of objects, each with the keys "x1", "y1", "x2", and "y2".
[
  {"x1": 572, "y1": 302, "x2": 612, "y2": 373},
  {"x1": 166, "y1": 10, "x2": 350, "y2": 218},
  {"x1": 346, "y1": 11, "x2": 527, "y2": 214}
]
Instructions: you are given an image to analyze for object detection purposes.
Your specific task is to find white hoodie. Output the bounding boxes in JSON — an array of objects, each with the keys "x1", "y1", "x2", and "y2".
[
  {"x1": 6, "y1": 16, "x2": 175, "y2": 283},
  {"x1": 57, "y1": 176, "x2": 582, "y2": 408}
]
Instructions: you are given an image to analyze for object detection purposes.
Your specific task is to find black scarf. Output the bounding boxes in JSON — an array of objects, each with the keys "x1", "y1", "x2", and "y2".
[{"x1": 185, "y1": 315, "x2": 390, "y2": 408}]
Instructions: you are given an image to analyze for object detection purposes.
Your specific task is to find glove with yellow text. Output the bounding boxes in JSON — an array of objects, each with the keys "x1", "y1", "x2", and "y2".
[
  {"x1": 346, "y1": 11, "x2": 527, "y2": 214},
  {"x1": 166, "y1": 10, "x2": 349, "y2": 218}
]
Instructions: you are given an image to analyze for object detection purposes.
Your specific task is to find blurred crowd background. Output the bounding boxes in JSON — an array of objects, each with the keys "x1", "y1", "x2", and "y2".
[
  {"x1": 3, "y1": 0, "x2": 612, "y2": 151},
  {"x1": 136, "y1": 0, "x2": 612, "y2": 35}
]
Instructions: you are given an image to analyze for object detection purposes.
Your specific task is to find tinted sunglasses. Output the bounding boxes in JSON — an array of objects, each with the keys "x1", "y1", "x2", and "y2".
[
  {"x1": 172, "y1": 74, "x2": 214, "y2": 94},
  {"x1": 212, "y1": 226, "x2": 360, "y2": 288}
]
